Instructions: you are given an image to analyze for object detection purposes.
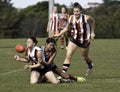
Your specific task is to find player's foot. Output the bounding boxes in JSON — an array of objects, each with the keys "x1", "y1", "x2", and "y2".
[
  {"x1": 77, "y1": 77, "x2": 86, "y2": 82},
  {"x1": 86, "y1": 63, "x2": 94, "y2": 76},
  {"x1": 57, "y1": 76, "x2": 62, "y2": 80},
  {"x1": 59, "y1": 78, "x2": 72, "y2": 83}
]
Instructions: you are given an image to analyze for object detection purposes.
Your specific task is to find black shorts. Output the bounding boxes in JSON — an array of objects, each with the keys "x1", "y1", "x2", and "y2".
[
  {"x1": 70, "y1": 38, "x2": 90, "y2": 48},
  {"x1": 31, "y1": 68, "x2": 51, "y2": 76},
  {"x1": 31, "y1": 63, "x2": 57, "y2": 75}
]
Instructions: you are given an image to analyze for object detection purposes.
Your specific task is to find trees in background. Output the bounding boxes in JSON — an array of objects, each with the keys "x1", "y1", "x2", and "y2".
[
  {"x1": 18, "y1": 2, "x2": 48, "y2": 38},
  {"x1": 0, "y1": 0, "x2": 120, "y2": 38},
  {"x1": 0, "y1": 1, "x2": 49, "y2": 38},
  {"x1": 0, "y1": 0, "x2": 22, "y2": 38},
  {"x1": 87, "y1": 0, "x2": 120, "y2": 38}
]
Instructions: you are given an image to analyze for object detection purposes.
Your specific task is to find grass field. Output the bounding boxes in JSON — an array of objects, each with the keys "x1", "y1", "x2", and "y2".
[{"x1": 0, "y1": 38, "x2": 120, "y2": 92}]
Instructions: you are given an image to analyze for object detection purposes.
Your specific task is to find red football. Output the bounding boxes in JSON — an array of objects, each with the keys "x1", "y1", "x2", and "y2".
[{"x1": 15, "y1": 44, "x2": 25, "y2": 53}]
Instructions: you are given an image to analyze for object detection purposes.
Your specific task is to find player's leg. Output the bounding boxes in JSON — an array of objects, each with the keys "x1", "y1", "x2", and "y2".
[
  {"x1": 80, "y1": 46, "x2": 93, "y2": 75},
  {"x1": 53, "y1": 67, "x2": 69, "y2": 78},
  {"x1": 53, "y1": 67, "x2": 76, "y2": 80},
  {"x1": 45, "y1": 71, "x2": 59, "y2": 84},
  {"x1": 30, "y1": 70, "x2": 41, "y2": 84},
  {"x1": 53, "y1": 67, "x2": 86, "y2": 82},
  {"x1": 62, "y1": 41, "x2": 78, "y2": 72},
  {"x1": 60, "y1": 34, "x2": 64, "y2": 49},
  {"x1": 64, "y1": 32, "x2": 69, "y2": 49},
  {"x1": 49, "y1": 30, "x2": 53, "y2": 37},
  {"x1": 53, "y1": 67, "x2": 74, "y2": 83},
  {"x1": 53, "y1": 30, "x2": 59, "y2": 42}
]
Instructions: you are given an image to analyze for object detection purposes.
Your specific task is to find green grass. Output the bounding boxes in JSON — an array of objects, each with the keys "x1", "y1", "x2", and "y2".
[{"x1": 0, "y1": 38, "x2": 120, "y2": 92}]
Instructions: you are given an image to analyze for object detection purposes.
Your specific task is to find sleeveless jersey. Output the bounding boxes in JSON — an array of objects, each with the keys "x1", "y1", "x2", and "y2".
[
  {"x1": 69, "y1": 14, "x2": 91, "y2": 44},
  {"x1": 26, "y1": 46, "x2": 42, "y2": 65},
  {"x1": 40, "y1": 46, "x2": 56, "y2": 69},
  {"x1": 25, "y1": 46, "x2": 56, "y2": 69},
  {"x1": 40, "y1": 46, "x2": 56, "y2": 63},
  {"x1": 49, "y1": 13, "x2": 59, "y2": 31},
  {"x1": 58, "y1": 13, "x2": 68, "y2": 30}
]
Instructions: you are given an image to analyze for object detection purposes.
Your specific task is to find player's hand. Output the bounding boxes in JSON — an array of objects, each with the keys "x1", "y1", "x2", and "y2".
[
  {"x1": 24, "y1": 65, "x2": 30, "y2": 70},
  {"x1": 14, "y1": 55, "x2": 20, "y2": 61},
  {"x1": 91, "y1": 32, "x2": 95, "y2": 40},
  {"x1": 53, "y1": 34, "x2": 61, "y2": 38}
]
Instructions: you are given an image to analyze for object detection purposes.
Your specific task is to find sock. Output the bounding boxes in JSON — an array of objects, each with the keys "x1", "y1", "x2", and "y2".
[
  {"x1": 61, "y1": 37, "x2": 64, "y2": 47},
  {"x1": 86, "y1": 61, "x2": 93, "y2": 69},
  {"x1": 69, "y1": 74, "x2": 77, "y2": 81},
  {"x1": 62, "y1": 64, "x2": 70, "y2": 72},
  {"x1": 65, "y1": 38, "x2": 68, "y2": 47},
  {"x1": 59, "y1": 78, "x2": 71, "y2": 83}
]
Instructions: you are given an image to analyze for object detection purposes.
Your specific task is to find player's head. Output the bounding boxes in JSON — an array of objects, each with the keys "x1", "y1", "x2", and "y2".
[
  {"x1": 61, "y1": 6, "x2": 67, "y2": 13},
  {"x1": 73, "y1": 2, "x2": 82, "y2": 10},
  {"x1": 46, "y1": 38, "x2": 56, "y2": 51},
  {"x1": 27, "y1": 37, "x2": 38, "y2": 48},
  {"x1": 53, "y1": 6, "x2": 58, "y2": 13},
  {"x1": 73, "y1": 2, "x2": 83, "y2": 19}
]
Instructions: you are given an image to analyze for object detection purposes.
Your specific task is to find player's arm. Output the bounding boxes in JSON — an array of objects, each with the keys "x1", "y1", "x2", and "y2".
[
  {"x1": 46, "y1": 14, "x2": 52, "y2": 32},
  {"x1": 86, "y1": 15, "x2": 95, "y2": 40},
  {"x1": 67, "y1": 14, "x2": 70, "y2": 22},
  {"x1": 41, "y1": 51, "x2": 57, "y2": 66},
  {"x1": 24, "y1": 51, "x2": 42, "y2": 69},
  {"x1": 59, "y1": 14, "x2": 70, "y2": 36},
  {"x1": 54, "y1": 23, "x2": 69, "y2": 37},
  {"x1": 14, "y1": 55, "x2": 29, "y2": 63}
]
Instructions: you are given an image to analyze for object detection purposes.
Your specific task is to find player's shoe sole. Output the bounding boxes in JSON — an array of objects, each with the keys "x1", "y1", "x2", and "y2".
[
  {"x1": 77, "y1": 77, "x2": 86, "y2": 82},
  {"x1": 57, "y1": 76, "x2": 62, "y2": 80}
]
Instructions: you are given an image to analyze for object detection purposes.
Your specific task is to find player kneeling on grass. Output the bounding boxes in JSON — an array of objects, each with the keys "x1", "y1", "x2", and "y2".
[
  {"x1": 40, "y1": 38, "x2": 85, "y2": 83},
  {"x1": 14, "y1": 37, "x2": 85, "y2": 84}
]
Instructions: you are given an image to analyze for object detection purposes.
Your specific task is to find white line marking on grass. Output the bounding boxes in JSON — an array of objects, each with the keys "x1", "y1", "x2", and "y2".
[
  {"x1": 0, "y1": 69, "x2": 24, "y2": 76},
  {"x1": 7, "y1": 52, "x2": 14, "y2": 55}
]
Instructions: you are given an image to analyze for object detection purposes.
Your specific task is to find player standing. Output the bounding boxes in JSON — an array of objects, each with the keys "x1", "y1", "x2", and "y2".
[
  {"x1": 59, "y1": 7, "x2": 69, "y2": 49},
  {"x1": 54, "y1": 2, "x2": 95, "y2": 76},
  {"x1": 47, "y1": 6, "x2": 59, "y2": 40}
]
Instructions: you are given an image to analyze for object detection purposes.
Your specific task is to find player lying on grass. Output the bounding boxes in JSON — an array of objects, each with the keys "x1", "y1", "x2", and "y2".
[{"x1": 14, "y1": 37, "x2": 85, "y2": 84}]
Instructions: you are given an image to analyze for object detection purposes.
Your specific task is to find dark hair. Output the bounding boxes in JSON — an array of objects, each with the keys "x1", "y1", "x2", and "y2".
[
  {"x1": 46, "y1": 38, "x2": 56, "y2": 45},
  {"x1": 61, "y1": 6, "x2": 68, "y2": 12},
  {"x1": 28, "y1": 37, "x2": 38, "y2": 45},
  {"x1": 73, "y1": 2, "x2": 82, "y2": 10}
]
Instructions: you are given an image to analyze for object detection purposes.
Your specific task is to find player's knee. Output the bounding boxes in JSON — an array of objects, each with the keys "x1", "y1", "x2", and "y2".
[
  {"x1": 30, "y1": 81, "x2": 37, "y2": 84},
  {"x1": 30, "y1": 79, "x2": 38, "y2": 84}
]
